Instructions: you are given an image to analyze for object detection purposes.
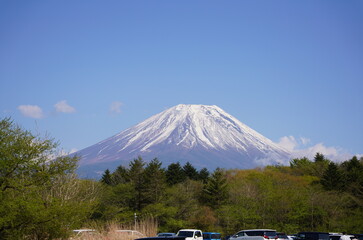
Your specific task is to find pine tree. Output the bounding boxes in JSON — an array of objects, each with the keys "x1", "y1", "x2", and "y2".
[
  {"x1": 166, "y1": 162, "x2": 186, "y2": 185},
  {"x1": 128, "y1": 156, "x2": 146, "y2": 211},
  {"x1": 201, "y1": 168, "x2": 228, "y2": 208},
  {"x1": 198, "y1": 168, "x2": 210, "y2": 183},
  {"x1": 342, "y1": 156, "x2": 363, "y2": 199},
  {"x1": 183, "y1": 162, "x2": 198, "y2": 180},
  {"x1": 320, "y1": 162, "x2": 344, "y2": 191},
  {"x1": 144, "y1": 158, "x2": 166, "y2": 204},
  {"x1": 314, "y1": 152, "x2": 325, "y2": 162},
  {"x1": 101, "y1": 169, "x2": 113, "y2": 185},
  {"x1": 112, "y1": 165, "x2": 129, "y2": 184}
]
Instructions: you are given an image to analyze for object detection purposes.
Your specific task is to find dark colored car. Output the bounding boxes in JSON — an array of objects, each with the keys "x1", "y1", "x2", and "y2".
[
  {"x1": 297, "y1": 232, "x2": 330, "y2": 240},
  {"x1": 277, "y1": 233, "x2": 289, "y2": 240},
  {"x1": 203, "y1": 232, "x2": 222, "y2": 240},
  {"x1": 158, "y1": 233, "x2": 177, "y2": 237},
  {"x1": 136, "y1": 237, "x2": 186, "y2": 240}
]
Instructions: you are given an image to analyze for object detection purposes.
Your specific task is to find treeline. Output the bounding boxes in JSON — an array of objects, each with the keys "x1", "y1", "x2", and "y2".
[
  {"x1": 1, "y1": 117, "x2": 362, "y2": 240},
  {"x1": 95, "y1": 153, "x2": 363, "y2": 234}
]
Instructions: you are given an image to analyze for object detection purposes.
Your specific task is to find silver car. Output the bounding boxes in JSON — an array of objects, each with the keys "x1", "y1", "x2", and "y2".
[{"x1": 231, "y1": 229, "x2": 278, "y2": 240}]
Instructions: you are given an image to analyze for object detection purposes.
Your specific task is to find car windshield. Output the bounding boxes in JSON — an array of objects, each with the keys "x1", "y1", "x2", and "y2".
[
  {"x1": 178, "y1": 231, "x2": 194, "y2": 237},
  {"x1": 318, "y1": 234, "x2": 330, "y2": 240},
  {"x1": 212, "y1": 234, "x2": 221, "y2": 239},
  {"x1": 298, "y1": 233, "x2": 329, "y2": 240},
  {"x1": 278, "y1": 234, "x2": 288, "y2": 239}
]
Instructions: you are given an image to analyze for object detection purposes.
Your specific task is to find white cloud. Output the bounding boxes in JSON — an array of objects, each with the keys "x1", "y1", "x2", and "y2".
[
  {"x1": 18, "y1": 105, "x2": 44, "y2": 119},
  {"x1": 300, "y1": 137, "x2": 310, "y2": 145},
  {"x1": 54, "y1": 100, "x2": 76, "y2": 113},
  {"x1": 277, "y1": 136, "x2": 298, "y2": 152},
  {"x1": 277, "y1": 135, "x2": 355, "y2": 163},
  {"x1": 110, "y1": 101, "x2": 123, "y2": 114}
]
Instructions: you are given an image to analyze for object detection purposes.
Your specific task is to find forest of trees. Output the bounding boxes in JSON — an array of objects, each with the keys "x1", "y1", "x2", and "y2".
[
  {"x1": 1, "y1": 117, "x2": 362, "y2": 239},
  {"x1": 96, "y1": 154, "x2": 363, "y2": 235}
]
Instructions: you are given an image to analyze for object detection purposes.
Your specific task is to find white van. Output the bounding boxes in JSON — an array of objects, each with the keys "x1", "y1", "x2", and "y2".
[{"x1": 177, "y1": 229, "x2": 203, "y2": 240}]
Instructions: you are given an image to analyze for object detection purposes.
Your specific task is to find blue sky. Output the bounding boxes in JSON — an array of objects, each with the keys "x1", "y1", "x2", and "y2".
[{"x1": 1, "y1": 1, "x2": 362, "y2": 161}]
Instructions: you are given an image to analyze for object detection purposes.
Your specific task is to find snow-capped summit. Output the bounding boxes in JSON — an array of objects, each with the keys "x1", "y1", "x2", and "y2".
[{"x1": 75, "y1": 104, "x2": 291, "y2": 176}]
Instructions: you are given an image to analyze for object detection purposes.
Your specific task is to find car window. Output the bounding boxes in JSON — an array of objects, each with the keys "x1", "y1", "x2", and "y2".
[
  {"x1": 265, "y1": 232, "x2": 277, "y2": 237},
  {"x1": 178, "y1": 231, "x2": 194, "y2": 237},
  {"x1": 196, "y1": 231, "x2": 202, "y2": 237},
  {"x1": 246, "y1": 231, "x2": 264, "y2": 236},
  {"x1": 204, "y1": 234, "x2": 211, "y2": 239},
  {"x1": 235, "y1": 232, "x2": 245, "y2": 237}
]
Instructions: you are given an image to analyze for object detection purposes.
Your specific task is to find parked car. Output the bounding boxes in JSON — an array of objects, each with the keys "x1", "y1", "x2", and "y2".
[
  {"x1": 72, "y1": 229, "x2": 96, "y2": 236},
  {"x1": 158, "y1": 233, "x2": 177, "y2": 237},
  {"x1": 297, "y1": 232, "x2": 330, "y2": 240},
  {"x1": 277, "y1": 233, "x2": 289, "y2": 240},
  {"x1": 177, "y1": 229, "x2": 203, "y2": 240},
  {"x1": 115, "y1": 230, "x2": 145, "y2": 239},
  {"x1": 203, "y1": 232, "x2": 222, "y2": 240},
  {"x1": 230, "y1": 229, "x2": 278, "y2": 240},
  {"x1": 136, "y1": 236, "x2": 186, "y2": 240},
  {"x1": 330, "y1": 234, "x2": 357, "y2": 240},
  {"x1": 288, "y1": 235, "x2": 297, "y2": 240}
]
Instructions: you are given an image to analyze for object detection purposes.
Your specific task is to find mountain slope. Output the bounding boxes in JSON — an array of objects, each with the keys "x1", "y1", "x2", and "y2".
[{"x1": 75, "y1": 104, "x2": 291, "y2": 176}]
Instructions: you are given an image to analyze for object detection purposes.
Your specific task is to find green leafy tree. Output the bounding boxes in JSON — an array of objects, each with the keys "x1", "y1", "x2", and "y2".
[
  {"x1": 290, "y1": 157, "x2": 314, "y2": 175},
  {"x1": 290, "y1": 155, "x2": 329, "y2": 177},
  {"x1": 92, "y1": 182, "x2": 135, "y2": 222},
  {"x1": 312, "y1": 153, "x2": 330, "y2": 178},
  {"x1": 164, "y1": 179, "x2": 203, "y2": 230},
  {"x1": 0, "y1": 118, "x2": 97, "y2": 239}
]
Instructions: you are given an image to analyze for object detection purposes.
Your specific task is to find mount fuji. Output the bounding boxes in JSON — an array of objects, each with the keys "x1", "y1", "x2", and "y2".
[{"x1": 75, "y1": 104, "x2": 291, "y2": 177}]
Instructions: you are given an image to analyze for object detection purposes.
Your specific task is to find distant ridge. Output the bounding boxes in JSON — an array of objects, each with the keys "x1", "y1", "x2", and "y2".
[{"x1": 75, "y1": 104, "x2": 291, "y2": 177}]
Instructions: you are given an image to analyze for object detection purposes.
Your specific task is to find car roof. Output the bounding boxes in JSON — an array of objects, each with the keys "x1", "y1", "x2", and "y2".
[
  {"x1": 240, "y1": 229, "x2": 276, "y2": 232},
  {"x1": 330, "y1": 235, "x2": 355, "y2": 237},
  {"x1": 179, "y1": 229, "x2": 201, "y2": 231}
]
